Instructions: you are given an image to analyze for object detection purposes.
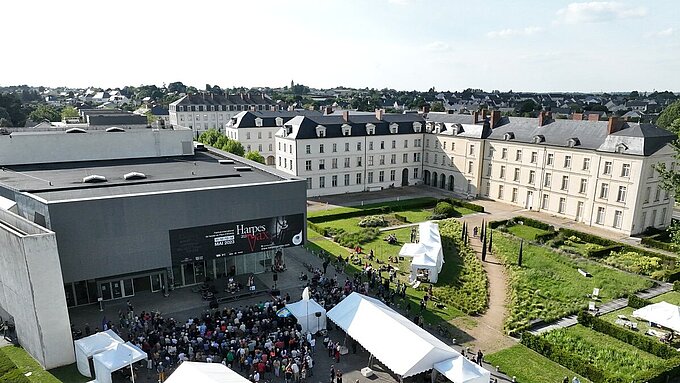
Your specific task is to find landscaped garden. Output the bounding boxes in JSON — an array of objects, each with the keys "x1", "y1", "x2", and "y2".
[
  {"x1": 0, "y1": 345, "x2": 76, "y2": 383},
  {"x1": 486, "y1": 345, "x2": 590, "y2": 383}
]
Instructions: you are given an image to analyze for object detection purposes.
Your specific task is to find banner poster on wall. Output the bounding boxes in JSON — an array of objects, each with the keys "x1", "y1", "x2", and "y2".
[{"x1": 169, "y1": 214, "x2": 305, "y2": 264}]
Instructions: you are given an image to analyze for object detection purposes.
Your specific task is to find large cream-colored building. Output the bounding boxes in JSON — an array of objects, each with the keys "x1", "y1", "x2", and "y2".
[{"x1": 275, "y1": 109, "x2": 676, "y2": 235}]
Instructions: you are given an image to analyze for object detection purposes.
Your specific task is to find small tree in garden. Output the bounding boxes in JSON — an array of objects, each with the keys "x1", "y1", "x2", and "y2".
[
  {"x1": 518, "y1": 239, "x2": 524, "y2": 266},
  {"x1": 488, "y1": 229, "x2": 493, "y2": 252},
  {"x1": 482, "y1": 232, "x2": 487, "y2": 261}
]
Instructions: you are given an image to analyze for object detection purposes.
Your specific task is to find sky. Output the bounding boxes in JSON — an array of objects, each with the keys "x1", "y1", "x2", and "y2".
[{"x1": 2, "y1": 0, "x2": 679, "y2": 92}]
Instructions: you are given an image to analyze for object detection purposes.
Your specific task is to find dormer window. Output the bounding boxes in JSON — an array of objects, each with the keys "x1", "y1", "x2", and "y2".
[
  {"x1": 255, "y1": 117, "x2": 263, "y2": 127},
  {"x1": 435, "y1": 122, "x2": 443, "y2": 134},
  {"x1": 452, "y1": 124, "x2": 463, "y2": 136},
  {"x1": 503, "y1": 132, "x2": 515, "y2": 141},
  {"x1": 389, "y1": 123, "x2": 399, "y2": 134},
  {"x1": 567, "y1": 137, "x2": 580, "y2": 147},
  {"x1": 615, "y1": 143, "x2": 628, "y2": 153},
  {"x1": 284, "y1": 124, "x2": 293, "y2": 135},
  {"x1": 413, "y1": 122, "x2": 422, "y2": 133},
  {"x1": 316, "y1": 125, "x2": 326, "y2": 138},
  {"x1": 230, "y1": 117, "x2": 237, "y2": 125},
  {"x1": 426, "y1": 121, "x2": 434, "y2": 133},
  {"x1": 533, "y1": 135, "x2": 545, "y2": 144},
  {"x1": 342, "y1": 124, "x2": 352, "y2": 136},
  {"x1": 275, "y1": 117, "x2": 284, "y2": 127},
  {"x1": 366, "y1": 123, "x2": 376, "y2": 135}
]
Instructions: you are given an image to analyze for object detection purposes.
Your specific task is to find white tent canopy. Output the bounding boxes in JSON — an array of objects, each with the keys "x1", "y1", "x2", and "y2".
[
  {"x1": 74, "y1": 330, "x2": 125, "y2": 377},
  {"x1": 166, "y1": 362, "x2": 251, "y2": 383},
  {"x1": 633, "y1": 301, "x2": 680, "y2": 332},
  {"x1": 327, "y1": 292, "x2": 462, "y2": 378},
  {"x1": 400, "y1": 222, "x2": 444, "y2": 283},
  {"x1": 434, "y1": 356, "x2": 491, "y2": 383},
  {"x1": 92, "y1": 342, "x2": 146, "y2": 383},
  {"x1": 286, "y1": 298, "x2": 327, "y2": 334}
]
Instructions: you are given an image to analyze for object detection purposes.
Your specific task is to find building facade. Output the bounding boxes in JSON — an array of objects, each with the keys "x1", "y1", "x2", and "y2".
[{"x1": 169, "y1": 93, "x2": 278, "y2": 137}]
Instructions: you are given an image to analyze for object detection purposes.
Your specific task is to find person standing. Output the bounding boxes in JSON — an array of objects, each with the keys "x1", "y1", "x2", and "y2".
[
  {"x1": 336, "y1": 369, "x2": 343, "y2": 383},
  {"x1": 329, "y1": 365, "x2": 335, "y2": 383},
  {"x1": 476, "y1": 349, "x2": 484, "y2": 366}
]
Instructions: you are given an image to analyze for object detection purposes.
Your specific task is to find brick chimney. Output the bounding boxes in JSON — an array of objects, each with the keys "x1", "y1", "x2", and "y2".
[
  {"x1": 490, "y1": 110, "x2": 502, "y2": 128},
  {"x1": 481, "y1": 109, "x2": 488, "y2": 120},
  {"x1": 375, "y1": 109, "x2": 384, "y2": 121},
  {"x1": 342, "y1": 111, "x2": 350, "y2": 122},
  {"x1": 538, "y1": 110, "x2": 550, "y2": 127},
  {"x1": 323, "y1": 106, "x2": 333, "y2": 115},
  {"x1": 472, "y1": 111, "x2": 480, "y2": 124},
  {"x1": 587, "y1": 113, "x2": 599, "y2": 122},
  {"x1": 607, "y1": 117, "x2": 624, "y2": 135},
  {"x1": 572, "y1": 113, "x2": 584, "y2": 121}
]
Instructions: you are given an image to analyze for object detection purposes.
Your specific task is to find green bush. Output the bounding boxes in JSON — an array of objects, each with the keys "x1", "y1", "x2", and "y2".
[
  {"x1": 603, "y1": 250, "x2": 665, "y2": 275},
  {"x1": 394, "y1": 214, "x2": 408, "y2": 223},
  {"x1": 511, "y1": 216, "x2": 555, "y2": 231},
  {"x1": 333, "y1": 228, "x2": 380, "y2": 248},
  {"x1": 535, "y1": 231, "x2": 558, "y2": 243},
  {"x1": 642, "y1": 236, "x2": 678, "y2": 253},
  {"x1": 489, "y1": 219, "x2": 509, "y2": 229},
  {"x1": 586, "y1": 244, "x2": 623, "y2": 258},
  {"x1": 307, "y1": 221, "x2": 328, "y2": 237},
  {"x1": 558, "y1": 228, "x2": 613, "y2": 247},
  {"x1": 357, "y1": 215, "x2": 387, "y2": 227},
  {"x1": 433, "y1": 201, "x2": 457, "y2": 218},
  {"x1": 674, "y1": 281, "x2": 680, "y2": 292},
  {"x1": 520, "y1": 332, "x2": 607, "y2": 382},
  {"x1": 628, "y1": 294, "x2": 653, "y2": 309},
  {"x1": 578, "y1": 311, "x2": 680, "y2": 359},
  {"x1": 449, "y1": 198, "x2": 485, "y2": 212}
]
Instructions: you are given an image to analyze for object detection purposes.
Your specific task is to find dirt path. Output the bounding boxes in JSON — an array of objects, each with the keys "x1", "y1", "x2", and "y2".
[{"x1": 453, "y1": 214, "x2": 516, "y2": 354}]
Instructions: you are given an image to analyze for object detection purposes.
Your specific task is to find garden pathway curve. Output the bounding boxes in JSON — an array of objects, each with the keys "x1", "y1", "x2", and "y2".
[{"x1": 454, "y1": 214, "x2": 517, "y2": 354}]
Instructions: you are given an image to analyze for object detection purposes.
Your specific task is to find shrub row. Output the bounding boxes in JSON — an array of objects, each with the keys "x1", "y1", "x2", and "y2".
[
  {"x1": 308, "y1": 198, "x2": 438, "y2": 223},
  {"x1": 394, "y1": 214, "x2": 408, "y2": 223},
  {"x1": 511, "y1": 216, "x2": 555, "y2": 231},
  {"x1": 577, "y1": 311, "x2": 679, "y2": 359},
  {"x1": 641, "y1": 236, "x2": 678, "y2": 253},
  {"x1": 627, "y1": 294, "x2": 653, "y2": 309},
  {"x1": 333, "y1": 228, "x2": 380, "y2": 248},
  {"x1": 585, "y1": 244, "x2": 624, "y2": 258},
  {"x1": 440, "y1": 198, "x2": 485, "y2": 213},
  {"x1": 535, "y1": 231, "x2": 559, "y2": 243},
  {"x1": 307, "y1": 221, "x2": 328, "y2": 237},
  {"x1": 520, "y1": 332, "x2": 607, "y2": 382},
  {"x1": 489, "y1": 219, "x2": 509, "y2": 229},
  {"x1": 558, "y1": 228, "x2": 613, "y2": 247}
]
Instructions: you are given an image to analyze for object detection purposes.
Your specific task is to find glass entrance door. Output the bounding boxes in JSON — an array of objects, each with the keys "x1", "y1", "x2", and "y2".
[{"x1": 100, "y1": 278, "x2": 135, "y2": 301}]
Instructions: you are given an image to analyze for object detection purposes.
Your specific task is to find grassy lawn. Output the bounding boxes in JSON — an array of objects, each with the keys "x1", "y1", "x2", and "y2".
[
  {"x1": 486, "y1": 345, "x2": 591, "y2": 383},
  {"x1": 493, "y1": 232, "x2": 654, "y2": 335},
  {"x1": 651, "y1": 291, "x2": 680, "y2": 305},
  {"x1": 506, "y1": 225, "x2": 551, "y2": 241},
  {"x1": 0, "y1": 345, "x2": 65, "y2": 383},
  {"x1": 542, "y1": 325, "x2": 667, "y2": 381},
  {"x1": 307, "y1": 197, "x2": 438, "y2": 218}
]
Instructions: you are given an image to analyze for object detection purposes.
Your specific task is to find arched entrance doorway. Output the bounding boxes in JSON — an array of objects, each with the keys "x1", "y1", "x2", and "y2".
[
  {"x1": 266, "y1": 156, "x2": 275, "y2": 165},
  {"x1": 432, "y1": 172, "x2": 438, "y2": 187},
  {"x1": 448, "y1": 175, "x2": 454, "y2": 191},
  {"x1": 401, "y1": 168, "x2": 409, "y2": 186},
  {"x1": 439, "y1": 174, "x2": 445, "y2": 189},
  {"x1": 423, "y1": 170, "x2": 431, "y2": 185}
]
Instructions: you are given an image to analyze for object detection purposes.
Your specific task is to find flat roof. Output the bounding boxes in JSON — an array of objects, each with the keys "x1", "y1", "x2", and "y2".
[{"x1": 0, "y1": 151, "x2": 291, "y2": 202}]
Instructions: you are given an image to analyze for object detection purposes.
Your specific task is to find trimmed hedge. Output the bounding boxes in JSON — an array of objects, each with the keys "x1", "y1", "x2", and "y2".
[
  {"x1": 642, "y1": 236, "x2": 678, "y2": 253},
  {"x1": 394, "y1": 214, "x2": 408, "y2": 223},
  {"x1": 535, "y1": 231, "x2": 559, "y2": 243},
  {"x1": 585, "y1": 244, "x2": 623, "y2": 258},
  {"x1": 308, "y1": 198, "x2": 438, "y2": 223},
  {"x1": 520, "y1": 332, "x2": 607, "y2": 382},
  {"x1": 489, "y1": 219, "x2": 509, "y2": 229},
  {"x1": 307, "y1": 221, "x2": 328, "y2": 237},
  {"x1": 558, "y1": 228, "x2": 613, "y2": 247},
  {"x1": 628, "y1": 294, "x2": 653, "y2": 309},
  {"x1": 447, "y1": 198, "x2": 485, "y2": 213},
  {"x1": 511, "y1": 216, "x2": 555, "y2": 231},
  {"x1": 577, "y1": 311, "x2": 680, "y2": 359}
]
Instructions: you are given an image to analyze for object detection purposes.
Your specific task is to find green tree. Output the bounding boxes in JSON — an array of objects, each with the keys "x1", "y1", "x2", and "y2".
[
  {"x1": 245, "y1": 151, "x2": 265, "y2": 164},
  {"x1": 61, "y1": 106, "x2": 79, "y2": 120},
  {"x1": 658, "y1": 117, "x2": 680, "y2": 245},
  {"x1": 0, "y1": 118, "x2": 11, "y2": 127},
  {"x1": 430, "y1": 101, "x2": 445, "y2": 112},
  {"x1": 145, "y1": 110, "x2": 158, "y2": 124},
  {"x1": 223, "y1": 140, "x2": 245, "y2": 156},
  {"x1": 657, "y1": 100, "x2": 680, "y2": 129},
  {"x1": 198, "y1": 129, "x2": 221, "y2": 146},
  {"x1": 28, "y1": 104, "x2": 60, "y2": 122},
  {"x1": 214, "y1": 135, "x2": 231, "y2": 150}
]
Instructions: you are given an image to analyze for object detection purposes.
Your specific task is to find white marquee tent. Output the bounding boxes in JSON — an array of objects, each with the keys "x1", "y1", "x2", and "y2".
[
  {"x1": 327, "y1": 292, "x2": 486, "y2": 380},
  {"x1": 166, "y1": 362, "x2": 251, "y2": 383},
  {"x1": 633, "y1": 301, "x2": 680, "y2": 332},
  {"x1": 399, "y1": 222, "x2": 444, "y2": 283},
  {"x1": 91, "y1": 342, "x2": 147, "y2": 383},
  {"x1": 434, "y1": 356, "x2": 491, "y2": 383},
  {"x1": 74, "y1": 329, "x2": 125, "y2": 377},
  {"x1": 286, "y1": 298, "x2": 327, "y2": 334}
]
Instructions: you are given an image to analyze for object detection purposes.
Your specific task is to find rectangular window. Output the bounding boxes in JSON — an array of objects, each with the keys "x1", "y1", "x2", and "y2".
[
  {"x1": 613, "y1": 210, "x2": 623, "y2": 229},
  {"x1": 486, "y1": 163, "x2": 492, "y2": 177},
  {"x1": 357, "y1": 142, "x2": 362, "y2": 151},
  {"x1": 379, "y1": 171, "x2": 385, "y2": 182},
  {"x1": 579, "y1": 178, "x2": 587, "y2": 194},
  {"x1": 600, "y1": 183, "x2": 609, "y2": 199},
  {"x1": 344, "y1": 158, "x2": 350, "y2": 168},
  {"x1": 403, "y1": 140, "x2": 408, "y2": 148},
  {"x1": 531, "y1": 152, "x2": 538, "y2": 164},
  {"x1": 564, "y1": 155, "x2": 572, "y2": 168},
  {"x1": 344, "y1": 174, "x2": 350, "y2": 186},
  {"x1": 413, "y1": 153, "x2": 421, "y2": 162},
  {"x1": 424, "y1": 152, "x2": 429, "y2": 163},
  {"x1": 367, "y1": 172, "x2": 373, "y2": 183},
  {"x1": 655, "y1": 187, "x2": 661, "y2": 202},
  {"x1": 305, "y1": 145, "x2": 311, "y2": 154},
  {"x1": 544, "y1": 173, "x2": 552, "y2": 187},
  {"x1": 500, "y1": 166, "x2": 506, "y2": 179},
  {"x1": 318, "y1": 159, "x2": 325, "y2": 170},
  {"x1": 542, "y1": 194, "x2": 549, "y2": 209},
  {"x1": 332, "y1": 143, "x2": 337, "y2": 152},
  {"x1": 501, "y1": 148, "x2": 508, "y2": 159},
  {"x1": 513, "y1": 168, "x2": 520, "y2": 182},
  {"x1": 617, "y1": 186, "x2": 627, "y2": 203},
  {"x1": 583, "y1": 158, "x2": 590, "y2": 171},
  {"x1": 246, "y1": 132, "x2": 251, "y2": 139},
  {"x1": 306, "y1": 178, "x2": 312, "y2": 189},
  {"x1": 547, "y1": 153, "x2": 554, "y2": 166},
  {"x1": 561, "y1": 176, "x2": 569, "y2": 191},
  {"x1": 368, "y1": 156, "x2": 374, "y2": 166},
  {"x1": 414, "y1": 168, "x2": 418, "y2": 178},
  {"x1": 603, "y1": 161, "x2": 612, "y2": 175},
  {"x1": 559, "y1": 198, "x2": 566, "y2": 214},
  {"x1": 434, "y1": 154, "x2": 438, "y2": 164},
  {"x1": 319, "y1": 144, "x2": 324, "y2": 153},
  {"x1": 332, "y1": 158, "x2": 338, "y2": 169},
  {"x1": 390, "y1": 170, "x2": 396, "y2": 181},
  {"x1": 332, "y1": 175, "x2": 338, "y2": 187},
  {"x1": 469, "y1": 145, "x2": 475, "y2": 155},
  {"x1": 356, "y1": 173, "x2": 362, "y2": 184},
  {"x1": 596, "y1": 207, "x2": 605, "y2": 224},
  {"x1": 621, "y1": 163, "x2": 630, "y2": 177},
  {"x1": 645, "y1": 187, "x2": 651, "y2": 203},
  {"x1": 305, "y1": 160, "x2": 312, "y2": 171},
  {"x1": 529, "y1": 170, "x2": 536, "y2": 184},
  {"x1": 345, "y1": 143, "x2": 350, "y2": 152},
  {"x1": 356, "y1": 157, "x2": 362, "y2": 167},
  {"x1": 512, "y1": 188, "x2": 518, "y2": 203},
  {"x1": 369, "y1": 141, "x2": 374, "y2": 150},
  {"x1": 319, "y1": 176, "x2": 325, "y2": 188},
  {"x1": 484, "y1": 181, "x2": 491, "y2": 196},
  {"x1": 468, "y1": 161, "x2": 474, "y2": 174},
  {"x1": 403, "y1": 153, "x2": 408, "y2": 163},
  {"x1": 380, "y1": 141, "x2": 385, "y2": 150},
  {"x1": 390, "y1": 154, "x2": 396, "y2": 164},
  {"x1": 379, "y1": 155, "x2": 385, "y2": 165},
  {"x1": 498, "y1": 185, "x2": 504, "y2": 199},
  {"x1": 662, "y1": 207, "x2": 668, "y2": 224},
  {"x1": 515, "y1": 150, "x2": 522, "y2": 161},
  {"x1": 392, "y1": 140, "x2": 396, "y2": 149}
]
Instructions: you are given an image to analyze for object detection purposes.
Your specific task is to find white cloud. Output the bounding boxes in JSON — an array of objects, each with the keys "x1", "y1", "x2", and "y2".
[
  {"x1": 556, "y1": 2, "x2": 647, "y2": 24},
  {"x1": 487, "y1": 26, "x2": 543, "y2": 38},
  {"x1": 423, "y1": 41, "x2": 451, "y2": 51},
  {"x1": 387, "y1": 0, "x2": 417, "y2": 5},
  {"x1": 651, "y1": 27, "x2": 675, "y2": 37}
]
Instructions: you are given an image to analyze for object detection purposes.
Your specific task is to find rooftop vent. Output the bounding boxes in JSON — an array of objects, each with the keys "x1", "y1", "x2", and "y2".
[
  {"x1": 218, "y1": 159, "x2": 235, "y2": 165},
  {"x1": 106, "y1": 127, "x2": 125, "y2": 132},
  {"x1": 66, "y1": 128, "x2": 87, "y2": 134},
  {"x1": 234, "y1": 166, "x2": 252, "y2": 172},
  {"x1": 124, "y1": 172, "x2": 146, "y2": 180},
  {"x1": 82, "y1": 175, "x2": 107, "y2": 183}
]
